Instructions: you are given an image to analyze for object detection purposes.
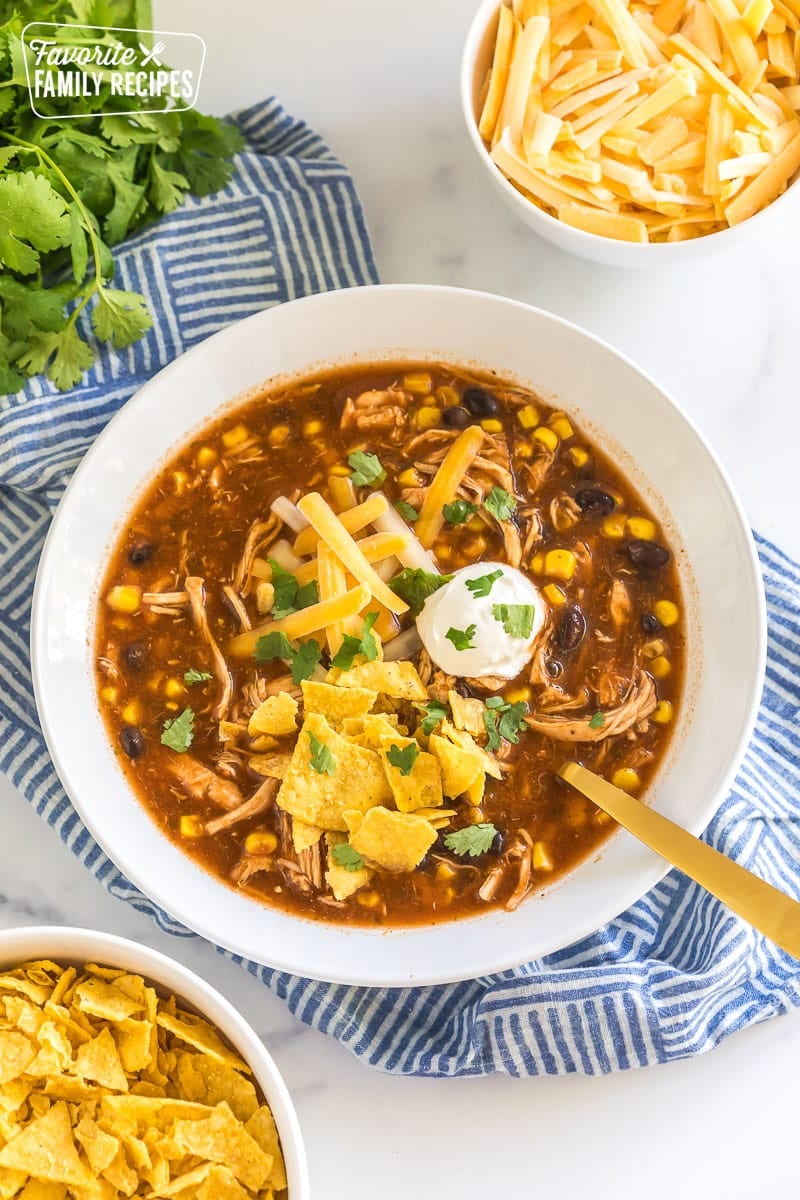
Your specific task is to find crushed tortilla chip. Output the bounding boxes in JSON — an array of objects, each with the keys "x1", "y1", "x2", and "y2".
[
  {"x1": 172, "y1": 1101, "x2": 272, "y2": 1191},
  {"x1": 291, "y1": 817, "x2": 323, "y2": 853},
  {"x1": 379, "y1": 736, "x2": 444, "y2": 813},
  {"x1": 332, "y1": 659, "x2": 428, "y2": 700},
  {"x1": 428, "y1": 733, "x2": 484, "y2": 799},
  {"x1": 75, "y1": 1028, "x2": 128, "y2": 1093},
  {"x1": 441, "y1": 720, "x2": 503, "y2": 780},
  {"x1": 0, "y1": 1032, "x2": 35, "y2": 1086},
  {"x1": 245, "y1": 1103, "x2": 287, "y2": 1191},
  {"x1": 247, "y1": 691, "x2": 298, "y2": 738},
  {"x1": 447, "y1": 689, "x2": 486, "y2": 738},
  {"x1": 345, "y1": 805, "x2": 437, "y2": 872},
  {"x1": 0, "y1": 1102, "x2": 92, "y2": 1186},
  {"x1": 301, "y1": 678, "x2": 377, "y2": 724},
  {"x1": 324, "y1": 833, "x2": 373, "y2": 902}
]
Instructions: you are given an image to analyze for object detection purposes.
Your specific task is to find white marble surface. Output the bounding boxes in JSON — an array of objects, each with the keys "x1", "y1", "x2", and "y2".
[{"x1": 3, "y1": 1, "x2": 800, "y2": 1195}]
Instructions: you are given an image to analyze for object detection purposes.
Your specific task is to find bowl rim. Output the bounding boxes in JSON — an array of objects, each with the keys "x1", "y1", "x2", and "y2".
[
  {"x1": 0, "y1": 924, "x2": 310, "y2": 1198},
  {"x1": 459, "y1": 0, "x2": 800, "y2": 258},
  {"x1": 30, "y1": 283, "x2": 767, "y2": 985}
]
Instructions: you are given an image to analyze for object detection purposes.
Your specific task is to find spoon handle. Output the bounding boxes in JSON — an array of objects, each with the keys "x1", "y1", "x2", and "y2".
[{"x1": 560, "y1": 762, "x2": 800, "y2": 959}]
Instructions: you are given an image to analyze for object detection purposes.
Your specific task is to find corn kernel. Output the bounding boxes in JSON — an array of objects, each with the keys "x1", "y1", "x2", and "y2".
[
  {"x1": 403, "y1": 371, "x2": 432, "y2": 394},
  {"x1": 165, "y1": 701, "x2": 179, "y2": 712},
  {"x1": 302, "y1": 418, "x2": 322, "y2": 437},
  {"x1": 250, "y1": 734, "x2": 279, "y2": 752},
  {"x1": 435, "y1": 385, "x2": 459, "y2": 407},
  {"x1": 532, "y1": 425, "x2": 559, "y2": 452},
  {"x1": 267, "y1": 424, "x2": 289, "y2": 447},
  {"x1": 146, "y1": 671, "x2": 164, "y2": 693},
  {"x1": 436, "y1": 861, "x2": 458, "y2": 884},
  {"x1": 163, "y1": 677, "x2": 184, "y2": 700},
  {"x1": 221, "y1": 423, "x2": 249, "y2": 450},
  {"x1": 643, "y1": 638, "x2": 666, "y2": 659},
  {"x1": 356, "y1": 890, "x2": 381, "y2": 909},
  {"x1": 171, "y1": 470, "x2": 188, "y2": 495},
  {"x1": 434, "y1": 542, "x2": 453, "y2": 563},
  {"x1": 504, "y1": 685, "x2": 531, "y2": 705},
  {"x1": 649, "y1": 655, "x2": 671, "y2": 679},
  {"x1": 569, "y1": 446, "x2": 589, "y2": 468},
  {"x1": 466, "y1": 513, "x2": 485, "y2": 532},
  {"x1": 99, "y1": 685, "x2": 118, "y2": 704},
  {"x1": 533, "y1": 841, "x2": 554, "y2": 871},
  {"x1": 196, "y1": 446, "x2": 218, "y2": 469},
  {"x1": 543, "y1": 583, "x2": 567, "y2": 606},
  {"x1": 602, "y1": 513, "x2": 627, "y2": 538},
  {"x1": 121, "y1": 700, "x2": 142, "y2": 725},
  {"x1": 245, "y1": 830, "x2": 279, "y2": 855},
  {"x1": 550, "y1": 415, "x2": 574, "y2": 440},
  {"x1": 612, "y1": 768, "x2": 641, "y2": 792},
  {"x1": 652, "y1": 700, "x2": 673, "y2": 725},
  {"x1": 180, "y1": 814, "x2": 205, "y2": 838},
  {"x1": 531, "y1": 552, "x2": 545, "y2": 574},
  {"x1": 481, "y1": 418, "x2": 503, "y2": 434},
  {"x1": 515, "y1": 441, "x2": 534, "y2": 459},
  {"x1": 469, "y1": 535, "x2": 488, "y2": 556},
  {"x1": 465, "y1": 806, "x2": 485, "y2": 825},
  {"x1": 439, "y1": 886, "x2": 456, "y2": 904},
  {"x1": 105, "y1": 585, "x2": 141, "y2": 615},
  {"x1": 256, "y1": 581, "x2": 275, "y2": 615},
  {"x1": 544, "y1": 548, "x2": 577, "y2": 581},
  {"x1": 398, "y1": 468, "x2": 422, "y2": 487},
  {"x1": 328, "y1": 463, "x2": 352, "y2": 477},
  {"x1": 654, "y1": 599, "x2": 680, "y2": 627},
  {"x1": 517, "y1": 404, "x2": 540, "y2": 430},
  {"x1": 627, "y1": 516, "x2": 657, "y2": 540},
  {"x1": 415, "y1": 406, "x2": 441, "y2": 430}
]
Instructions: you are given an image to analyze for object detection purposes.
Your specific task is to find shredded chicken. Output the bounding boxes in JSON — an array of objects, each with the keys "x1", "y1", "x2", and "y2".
[
  {"x1": 185, "y1": 576, "x2": 233, "y2": 721},
  {"x1": 340, "y1": 388, "x2": 410, "y2": 440},
  {"x1": 276, "y1": 859, "x2": 315, "y2": 895},
  {"x1": 166, "y1": 755, "x2": 242, "y2": 811},
  {"x1": 477, "y1": 863, "x2": 504, "y2": 902},
  {"x1": 142, "y1": 590, "x2": 188, "y2": 607},
  {"x1": 525, "y1": 669, "x2": 657, "y2": 741},
  {"x1": 499, "y1": 519, "x2": 522, "y2": 567},
  {"x1": 233, "y1": 514, "x2": 281, "y2": 594},
  {"x1": 505, "y1": 831, "x2": 534, "y2": 911},
  {"x1": 231, "y1": 855, "x2": 273, "y2": 886},
  {"x1": 298, "y1": 842, "x2": 324, "y2": 890},
  {"x1": 522, "y1": 449, "x2": 554, "y2": 494},
  {"x1": 204, "y1": 777, "x2": 278, "y2": 836},
  {"x1": 98, "y1": 656, "x2": 119, "y2": 681},
  {"x1": 465, "y1": 675, "x2": 507, "y2": 693},
  {"x1": 609, "y1": 579, "x2": 632, "y2": 628},
  {"x1": 222, "y1": 584, "x2": 252, "y2": 632},
  {"x1": 549, "y1": 494, "x2": 582, "y2": 532},
  {"x1": 519, "y1": 506, "x2": 543, "y2": 559},
  {"x1": 591, "y1": 664, "x2": 630, "y2": 707}
]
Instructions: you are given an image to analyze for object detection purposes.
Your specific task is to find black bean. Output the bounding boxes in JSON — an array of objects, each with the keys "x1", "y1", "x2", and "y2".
[
  {"x1": 128, "y1": 537, "x2": 155, "y2": 565},
  {"x1": 555, "y1": 604, "x2": 586, "y2": 652},
  {"x1": 462, "y1": 386, "x2": 498, "y2": 417},
  {"x1": 545, "y1": 658, "x2": 563, "y2": 678},
  {"x1": 122, "y1": 642, "x2": 147, "y2": 670},
  {"x1": 120, "y1": 726, "x2": 144, "y2": 759},
  {"x1": 627, "y1": 539, "x2": 670, "y2": 569},
  {"x1": 641, "y1": 612, "x2": 661, "y2": 634},
  {"x1": 442, "y1": 405, "x2": 470, "y2": 429},
  {"x1": 575, "y1": 486, "x2": 616, "y2": 516}
]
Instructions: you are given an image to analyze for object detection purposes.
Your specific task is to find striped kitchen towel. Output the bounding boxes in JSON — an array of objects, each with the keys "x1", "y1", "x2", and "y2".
[{"x1": 3, "y1": 98, "x2": 800, "y2": 1078}]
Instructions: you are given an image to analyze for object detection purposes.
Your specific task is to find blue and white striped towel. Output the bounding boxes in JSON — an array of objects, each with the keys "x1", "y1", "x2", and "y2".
[{"x1": 3, "y1": 98, "x2": 800, "y2": 1078}]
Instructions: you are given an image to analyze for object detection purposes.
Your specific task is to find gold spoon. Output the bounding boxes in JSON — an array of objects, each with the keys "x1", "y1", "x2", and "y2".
[{"x1": 559, "y1": 761, "x2": 800, "y2": 959}]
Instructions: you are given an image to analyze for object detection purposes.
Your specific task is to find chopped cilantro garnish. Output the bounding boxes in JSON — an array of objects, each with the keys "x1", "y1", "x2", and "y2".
[
  {"x1": 492, "y1": 603, "x2": 535, "y2": 639},
  {"x1": 389, "y1": 567, "x2": 453, "y2": 617},
  {"x1": 386, "y1": 742, "x2": 419, "y2": 776},
  {"x1": 483, "y1": 697, "x2": 528, "y2": 752},
  {"x1": 466, "y1": 569, "x2": 503, "y2": 598},
  {"x1": 414, "y1": 699, "x2": 449, "y2": 736},
  {"x1": 331, "y1": 612, "x2": 380, "y2": 671},
  {"x1": 444, "y1": 823, "x2": 498, "y2": 858},
  {"x1": 446, "y1": 624, "x2": 477, "y2": 651},
  {"x1": 484, "y1": 485, "x2": 517, "y2": 522},
  {"x1": 348, "y1": 450, "x2": 386, "y2": 487},
  {"x1": 332, "y1": 842, "x2": 364, "y2": 872},
  {"x1": 308, "y1": 730, "x2": 335, "y2": 775},
  {"x1": 395, "y1": 500, "x2": 419, "y2": 523},
  {"x1": 269, "y1": 559, "x2": 319, "y2": 620},
  {"x1": 254, "y1": 631, "x2": 323, "y2": 685},
  {"x1": 442, "y1": 498, "x2": 478, "y2": 526},
  {"x1": 160, "y1": 707, "x2": 194, "y2": 753},
  {"x1": 589, "y1": 711, "x2": 605, "y2": 729},
  {"x1": 183, "y1": 668, "x2": 212, "y2": 684}
]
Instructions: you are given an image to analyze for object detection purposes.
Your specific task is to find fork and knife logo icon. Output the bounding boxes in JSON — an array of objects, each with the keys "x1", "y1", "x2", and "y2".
[{"x1": 138, "y1": 39, "x2": 166, "y2": 67}]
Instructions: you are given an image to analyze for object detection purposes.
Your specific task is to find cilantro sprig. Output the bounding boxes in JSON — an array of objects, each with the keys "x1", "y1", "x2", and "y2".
[
  {"x1": 160, "y1": 707, "x2": 195, "y2": 754},
  {"x1": 331, "y1": 612, "x2": 380, "y2": 671},
  {"x1": 395, "y1": 500, "x2": 419, "y2": 523},
  {"x1": 445, "y1": 625, "x2": 477, "y2": 652},
  {"x1": 332, "y1": 842, "x2": 364, "y2": 872},
  {"x1": 444, "y1": 823, "x2": 498, "y2": 858},
  {"x1": 492, "y1": 603, "x2": 535, "y2": 639},
  {"x1": 466, "y1": 569, "x2": 503, "y2": 598},
  {"x1": 254, "y1": 631, "x2": 322, "y2": 685},
  {"x1": 414, "y1": 699, "x2": 449, "y2": 736},
  {"x1": 183, "y1": 668, "x2": 212, "y2": 685},
  {"x1": 348, "y1": 450, "x2": 386, "y2": 487},
  {"x1": 483, "y1": 696, "x2": 528, "y2": 752},
  {"x1": 308, "y1": 731, "x2": 335, "y2": 776},
  {"x1": 0, "y1": 9, "x2": 243, "y2": 392},
  {"x1": 484, "y1": 486, "x2": 517, "y2": 522},
  {"x1": 589, "y1": 711, "x2": 605, "y2": 730},
  {"x1": 389, "y1": 568, "x2": 453, "y2": 617},
  {"x1": 442, "y1": 498, "x2": 478, "y2": 526},
  {"x1": 386, "y1": 742, "x2": 419, "y2": 776},
  {"x1": 269, "y1": 560, "x2": 319, "y2": 621}
]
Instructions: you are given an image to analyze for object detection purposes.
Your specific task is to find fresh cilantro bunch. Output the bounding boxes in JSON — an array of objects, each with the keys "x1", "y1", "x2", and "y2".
[{"x1": 0, "y1": 1, "x2": 244, "y2": 392}]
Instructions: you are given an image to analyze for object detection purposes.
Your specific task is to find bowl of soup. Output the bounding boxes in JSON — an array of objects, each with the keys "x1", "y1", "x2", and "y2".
[{"x1": 31, "y1": 284, "x2": 765, "y2": 985}]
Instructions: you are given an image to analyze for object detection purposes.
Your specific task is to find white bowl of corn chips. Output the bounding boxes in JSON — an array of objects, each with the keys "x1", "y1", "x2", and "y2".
[
  {"x1": 461, "y1": 0, "x2": 800, "y2": 263},
  {"x1": 0, "y1": 926, "x2": 308, "y2": 1199}
]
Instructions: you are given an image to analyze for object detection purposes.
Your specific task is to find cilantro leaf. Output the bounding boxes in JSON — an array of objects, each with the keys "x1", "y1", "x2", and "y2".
[
  {"x1": 254, "y1": 632, "x2": 322, "y2": 685},
  {"x1": 492, "y1": 604, "x2": 535, "y2": 639},
  {"x1": 444, "y1": 823, "x2": 498, "y2": 858},
  {"x1": 589, "y1": 711, "x2": 605, "y2": 729},
  {"x1": 498, "y1": 701, "x2": 528, "y2": 744},
  {"x1": 289, "y1": 640, "x2": 323, "y2": 685},
  {"x1": 395, "y1": 500, "x2": 419, "y2": 523},
  {"x1": 184, "y1": 669, "x2": 212, "y2": 684},
  {"x1": 484, "y1": 486, "x2": 517, "y2": 522},
  {"x1": 442, "y1": 498, "x2": 478, "y2": 525},
  {"x1": 0, "y1": 172, "x2": 72, "y2": 275},
  {"x1": 148, "y1": 159, "x2": 190, "y2": 213},
  {"x1": 386, "y1": 742, "x2": 419, "y2": 776},
  {"x1": 308, "y1": 730, "x2": 335, "y2": 775},
  {"x1": 17, "y1": 327, "x2": 94, "y2": 391},
  {"x1": 254, "y1": 631, "x2": 293, "y2": 664},
  {"x1": 348, "y1": 450, "x2": 386, "y2": 487},
  {"x1": 160, "y1": 707, "x2": 195, "y2": 754},
  {"x1": 445, "y1": 625, "x2": 477, "y2": 651},
  {"x1": 269, "y1": 559, "x2": 319, "y2": 620},
  {"x1": 466, "y1": 569, "x2": 503, "y2": 598},
  {"x1": 332, "y1": 842, "x2": 365, "y2": 872},
  {"x1": 414, "y1": 699, "x2": 449, "y2": 736},
  {"x1": 331, "y1": 612, "x2": 379, "y2": 671},
  {"x1": 390, "y1": 568, "x2": 453, "y2": 617},
  {"x1": 483, "y1": 697, "x2": 527, "y2": 751},
  {"x1": 92, "y1": 289, "x2": 153, "y2": 349}
]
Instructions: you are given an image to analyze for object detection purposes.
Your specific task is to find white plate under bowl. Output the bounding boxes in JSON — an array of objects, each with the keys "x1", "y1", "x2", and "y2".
[
  {"x1": 0, "y1": 925, "x2": 309, "y2": 1198},
  {"x1": 31, "y1": 284, "x2": 765, "y2": 986}
]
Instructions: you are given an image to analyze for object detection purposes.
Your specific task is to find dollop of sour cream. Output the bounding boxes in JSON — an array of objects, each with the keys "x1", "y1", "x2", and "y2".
[{"x1": 416, "y1": 562, "x2": 547, "y2": 679}]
